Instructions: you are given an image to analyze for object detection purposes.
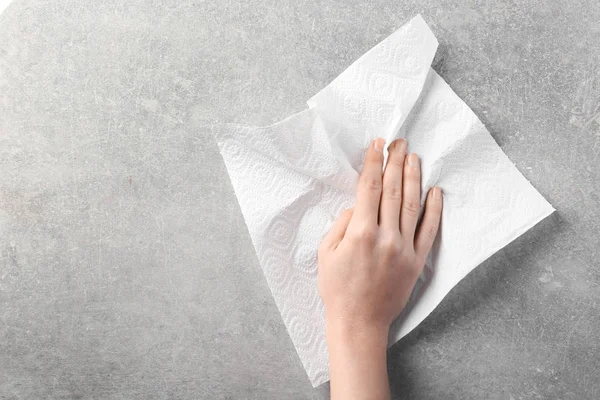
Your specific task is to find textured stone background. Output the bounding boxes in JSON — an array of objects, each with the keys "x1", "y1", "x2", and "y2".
[{"x1": 1, "y1": 1, "x2": 599, "y2": 399}]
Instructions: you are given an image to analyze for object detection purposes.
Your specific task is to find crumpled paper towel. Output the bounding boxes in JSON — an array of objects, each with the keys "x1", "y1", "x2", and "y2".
[{"x1": 211, "y1": 14, "x2": 554, "y2": 387}]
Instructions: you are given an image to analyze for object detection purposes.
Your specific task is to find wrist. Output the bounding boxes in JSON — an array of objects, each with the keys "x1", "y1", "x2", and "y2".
[
  {"x1": 325, "y1": 317, "x2": 389, "y2": 350},
  {"x1": 325, "y1": 317, "x2": 391, "y2": 399}
]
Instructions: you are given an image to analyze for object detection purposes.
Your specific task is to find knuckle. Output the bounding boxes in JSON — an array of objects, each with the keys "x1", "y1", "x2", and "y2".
[
  {"x1": 403, "y1": 200, "x2": 421, "y2": 217},
  {"x1": 351, "y1": 226, "x2": 377, "y2": 244},
  {"x1": 383, "y1": 184, "x2": 402, "y2": 201},
  {"x1": 380, "y1": 235, "x2": 400, "y2": 254},
  {"x1": 360, "y1": 175, "x2": 382, "y2": 192},
  {"x1": 426, "y1": 223, "x2": 439, "y2": 240}
]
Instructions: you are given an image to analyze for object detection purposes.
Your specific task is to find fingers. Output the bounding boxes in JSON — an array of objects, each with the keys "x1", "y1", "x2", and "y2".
[
  {"x1": 400, "y1": 153, "x2": 421, "y2": 239},
  {"x1": 320, "y1": 209, "x2": 354, "y2": 251},
  {"x1": 379, "y1": 139, "x2": 407, "y2": 232},
  {"x1": 349, "y1": 138, "x2": 385, "y2": 229},
  {"x1": 414, "y1": 187, "x2": 443, "y2": 260}
]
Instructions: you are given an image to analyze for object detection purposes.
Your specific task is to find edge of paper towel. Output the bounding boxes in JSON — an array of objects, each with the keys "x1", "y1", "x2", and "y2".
[
  {"x1": 385, "y1": 66, "x2": 557, "y2": 350},
  {"x1": 390, "y1": 184, "x2": 556, "y2": 348}
]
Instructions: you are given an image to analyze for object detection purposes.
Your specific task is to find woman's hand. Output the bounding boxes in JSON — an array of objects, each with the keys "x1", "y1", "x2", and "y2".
[{"x1": 318, "y1": 138, "x2": 443, "y2": 400}]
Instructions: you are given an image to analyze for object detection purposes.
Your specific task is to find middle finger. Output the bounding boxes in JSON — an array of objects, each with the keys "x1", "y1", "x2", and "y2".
[{"x1": 379, "y1": 138, "x2": 407, "y2": 232}]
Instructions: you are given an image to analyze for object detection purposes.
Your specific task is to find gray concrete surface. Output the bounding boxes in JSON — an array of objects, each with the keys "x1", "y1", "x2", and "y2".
[{"x1": 0, "y1": 0, "x2": 599, "y2": 399}]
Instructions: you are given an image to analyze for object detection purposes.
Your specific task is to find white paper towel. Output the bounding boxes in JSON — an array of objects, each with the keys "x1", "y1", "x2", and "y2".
[
  {"x1": 211, "y1": 15, "x2": 554, "y2": 387},
  {"x1": 0, "y1": 0, "x2": 13, "y2": 16}
]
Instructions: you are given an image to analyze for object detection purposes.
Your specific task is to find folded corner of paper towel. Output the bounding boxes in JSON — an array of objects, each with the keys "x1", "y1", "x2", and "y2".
[{"x1": 211, "y1": 14, "x2": 554, "y2": 387}]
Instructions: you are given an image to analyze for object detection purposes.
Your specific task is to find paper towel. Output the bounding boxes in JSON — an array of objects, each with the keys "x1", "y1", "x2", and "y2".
[
  {"x1": 0, "y1": 0, "x2": 13, "y2": 16},
  {"x1": 211, "y1": 14, "x2": 554, "y2": 387}
]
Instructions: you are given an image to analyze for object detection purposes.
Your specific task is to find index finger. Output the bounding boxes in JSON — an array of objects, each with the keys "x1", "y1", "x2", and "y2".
[{"x1": 348, "y1": 138, "x2": 385, "y2": 228}]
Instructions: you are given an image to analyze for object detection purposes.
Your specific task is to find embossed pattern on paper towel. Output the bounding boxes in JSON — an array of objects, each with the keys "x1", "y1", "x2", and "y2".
[
  {"x1": 308, "y1": 15, "x2": 439, "y2": 168},
  {"x1": 213, "y1": 110, "x2": 356, "y2": 385}
]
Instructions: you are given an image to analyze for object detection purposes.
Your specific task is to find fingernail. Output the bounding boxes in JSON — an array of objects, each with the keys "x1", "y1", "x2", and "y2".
[
  {"x1": 434, "y1": 186, "x2": 443, "y2": 200},
  {"x1": 373, "y1": 138, "x2": 385, "y2": 153},
  {"x1": 407, "y1": 153, "x2": 419, "y2": 166}
]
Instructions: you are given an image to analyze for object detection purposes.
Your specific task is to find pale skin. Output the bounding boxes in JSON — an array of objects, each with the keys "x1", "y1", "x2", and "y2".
[{"x1": 318, "y1": 137, "x2": 443, "y2": 400}]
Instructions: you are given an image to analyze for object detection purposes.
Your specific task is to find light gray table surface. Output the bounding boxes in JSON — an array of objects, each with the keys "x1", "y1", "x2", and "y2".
[{"x1": 1, "y1": 1, "x2": 599, "y2": 399}]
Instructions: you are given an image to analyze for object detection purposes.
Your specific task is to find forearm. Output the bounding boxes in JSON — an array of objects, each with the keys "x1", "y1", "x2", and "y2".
[{"x1": 327, "y1": 321, "x2": 390, "y2": 400}]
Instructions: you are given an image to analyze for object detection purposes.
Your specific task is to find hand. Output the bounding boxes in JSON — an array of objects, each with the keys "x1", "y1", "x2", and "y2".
[{"x1": 318, "y1": 138, "x2": 443, "y2": 400}]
